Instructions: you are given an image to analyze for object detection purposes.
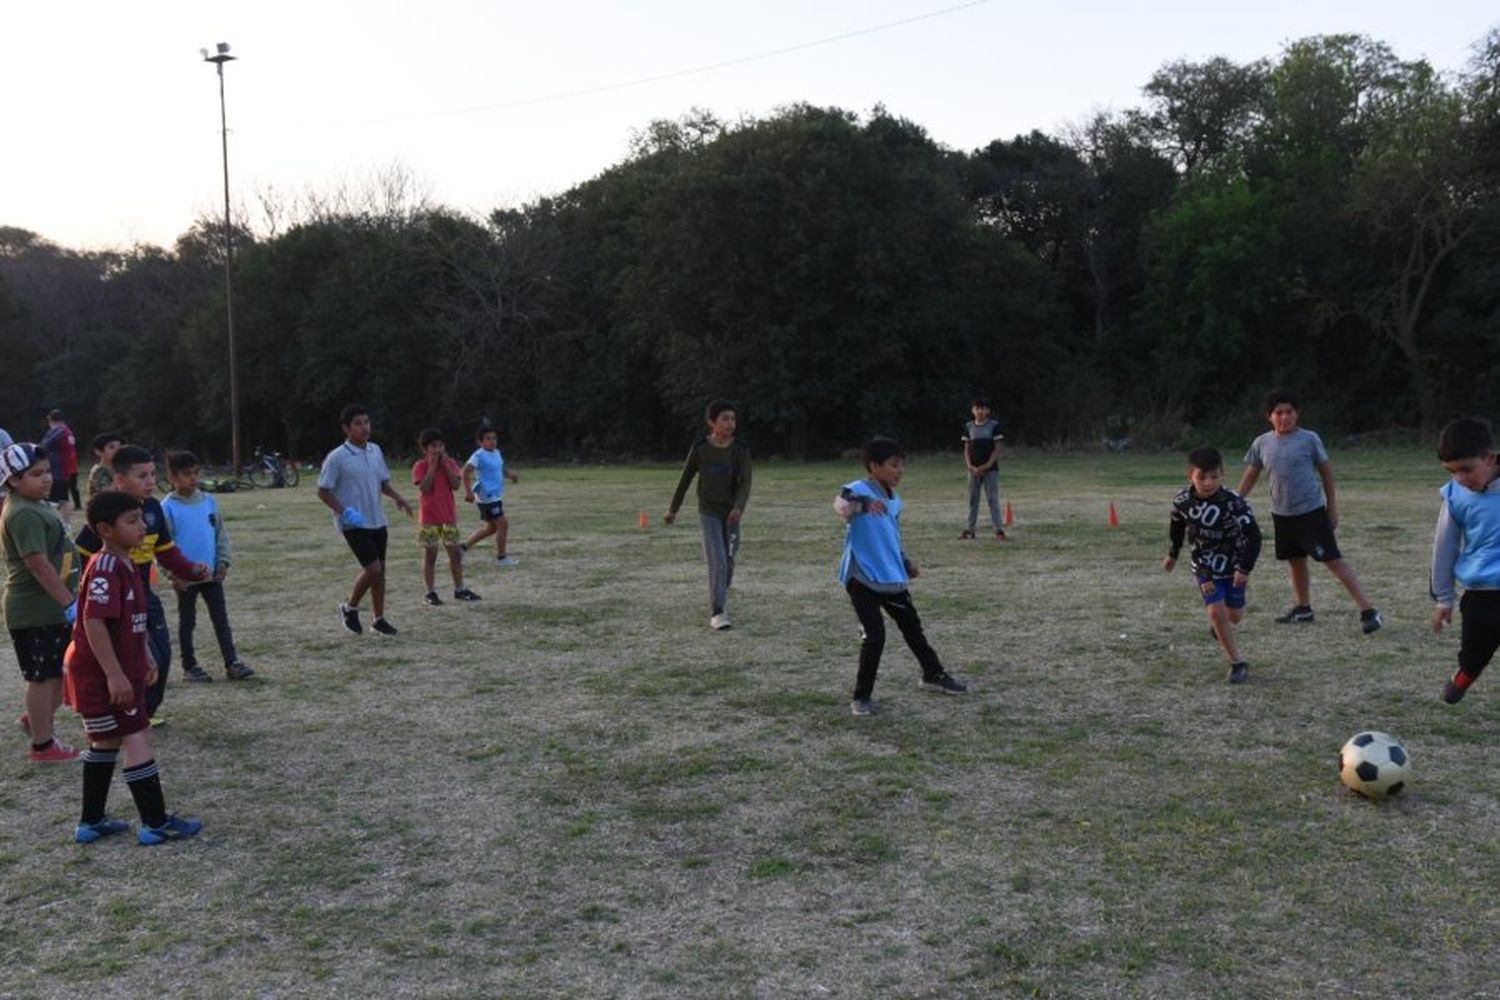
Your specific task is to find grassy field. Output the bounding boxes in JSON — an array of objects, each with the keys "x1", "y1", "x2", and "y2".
[{"x1": 4, "y1": 449, "x2": 1500, "y2": 998}]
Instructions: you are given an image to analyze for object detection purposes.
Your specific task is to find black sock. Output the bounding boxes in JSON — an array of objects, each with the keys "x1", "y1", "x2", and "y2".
[
  {"x1": 123, "y1": 759, "x2": 168, "y2": 829},
  {"x1": 81, "y1": 747, "x2": 118, "y2": 825}
]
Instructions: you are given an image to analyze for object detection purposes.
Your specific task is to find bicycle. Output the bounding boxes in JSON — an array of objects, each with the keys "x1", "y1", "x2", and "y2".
[{"x1": 246, "y1": 447, "x2": 299, "y2": 489}]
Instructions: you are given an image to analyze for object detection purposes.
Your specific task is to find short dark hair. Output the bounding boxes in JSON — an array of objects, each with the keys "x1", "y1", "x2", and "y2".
[
  {"x1": 475, "y1": 423, "x2": 497, "y2": 441},
  {"x1": 419, "y1": 427, "x2": 445, "y2": 448},
  {"x1": 1264, "y1": 388, "x2": 1300, "y2": 414},
  {"x1": 705, "y1": 399, "x2": 736, "y2": 422},
  {"x1": 91, "y1": 432, "x2": 123, "y2": 454},
  {"x1": 1438, "y1": 417, "x2": 1495, "y2": 462},
  {"x1": 862, "y1": 436, "x2": 906, "y2": 470},
  {"x1": 166, "y1": 450, "x2": 201, "y2": 473},
  {"x1": 972, "y1": 397, "x2": 991, "y2": 409},
  {"x1": 111, "y1": 444, "x2": 154, "y2": 474},
  {"x1": 47, "y1": 409, "x2": 64, "y2": 422},
  {"x1": 1188, "y1": 447, "x2": 1223, "y2": 473},
  {"x1": 340, "y1": 403, "x2": 369, "y2": 427},
  {"x1": 85, "y1": 489, "x2": 142, "y2": 530}
]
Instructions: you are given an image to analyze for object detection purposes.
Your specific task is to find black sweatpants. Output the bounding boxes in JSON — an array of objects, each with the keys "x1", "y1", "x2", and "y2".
[
  {"x1": 176, "y1": 581, "x2": 239, "y2": 669},
  {"x1": 846, "y1": 579, "x2": 945, "y2": 700},
  {"x1": 1459, "y1": 590, "x2": 1500, "y2": 681}
]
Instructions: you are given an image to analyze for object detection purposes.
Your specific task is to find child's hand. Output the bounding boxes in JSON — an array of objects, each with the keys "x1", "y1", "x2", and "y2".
[
  {"x1": 1232, "y1": 570, "x2": 1248, "y2": 588},
  {"x1": 106, "y1": 671, "x2": 134, "y2": 707},
  {"x1": 464, "y1": 491, "x2": 475, "y2": 504},
  {"x1": 190, "y1": 562, "x2": 211, "y2": 581},
  {"x1": 1162, "y1": 556, "x2": 1176, "y2": 572},
  {"x1": 907, "y1": 561, "x2": 920, "y2": 579},
  {"x1": 215, "y1": 565, "x2": 229, "y2": 582},
  {"x1": 663, "y1": 512, "x2": 676, "y2": 525},
  {"x1": 727, "y1": 509, "x2": 742, "y2": 526},
  {"x1": 1433, "y1": 606, "x2": 1453, "y2": 633},
  {"x1": 397, "y1": 497, "x2": 414, "y2": 518},
  {"x1": 144, "y1": 664, "x2": 158, "y2": 689},
  {"x1": 866, "y1": 498, "x2": 888, "y2": 516}
]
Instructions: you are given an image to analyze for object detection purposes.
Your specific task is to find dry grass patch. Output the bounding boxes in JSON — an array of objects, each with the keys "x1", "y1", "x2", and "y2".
[{"x1": 4, "y1": 451, "x2": 1500, "y2": 996}]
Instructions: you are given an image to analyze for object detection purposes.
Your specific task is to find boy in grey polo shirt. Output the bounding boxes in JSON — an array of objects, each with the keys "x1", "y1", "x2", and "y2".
[
  {"x1": 317, "y1": 404, "x2": 413, "y2": 636},
  {"x1": 1236, "y1": 389, "x2": 1382, "y2": 634}
]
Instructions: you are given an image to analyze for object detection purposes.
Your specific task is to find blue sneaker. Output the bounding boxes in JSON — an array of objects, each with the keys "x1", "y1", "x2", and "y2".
[
  {"x1": 138, "y1": 814, "x2": 203, "y2": 846},
  {"x1": 74, "y1": 818, "x2": 131, "y2": 844}
]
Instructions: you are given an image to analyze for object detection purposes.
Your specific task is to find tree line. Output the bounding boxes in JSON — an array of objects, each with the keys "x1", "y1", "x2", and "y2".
[{"x1": 2, "y1": 31, "x2": 1497, "y2": 461}]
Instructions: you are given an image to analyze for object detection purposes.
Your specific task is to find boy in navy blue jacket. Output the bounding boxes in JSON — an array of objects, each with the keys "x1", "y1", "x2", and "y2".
[{"x1": 834, "y1": 437, "x2": 968, "y2": 717}]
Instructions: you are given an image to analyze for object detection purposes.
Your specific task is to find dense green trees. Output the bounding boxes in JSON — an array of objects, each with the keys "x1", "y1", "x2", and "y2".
[{"x1": 2, "y1": 31, "x2": 1496, "y2": 458}]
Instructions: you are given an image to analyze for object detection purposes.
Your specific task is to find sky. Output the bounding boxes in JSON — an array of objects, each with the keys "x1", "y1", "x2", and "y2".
[{"x1": 3, "y1": 0, "x2": 1494, "y2": 251}]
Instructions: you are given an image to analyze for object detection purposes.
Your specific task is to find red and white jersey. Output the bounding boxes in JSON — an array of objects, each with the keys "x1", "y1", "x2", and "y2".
[{"x1": 68, "y1": 551, "x2": 151, "y2": 711}]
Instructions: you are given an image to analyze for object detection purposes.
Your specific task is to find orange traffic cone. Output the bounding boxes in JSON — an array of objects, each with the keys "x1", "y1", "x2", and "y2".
[
  {"x1": 638, "y1": 511, "x2": 650, "y2": 529},
  {"x1": 1003, "y1": 500, "x2": 1014, "y2": 527},
  {"x1": 1108, "y1": 502, "x2": 1120, "y2": 528}
]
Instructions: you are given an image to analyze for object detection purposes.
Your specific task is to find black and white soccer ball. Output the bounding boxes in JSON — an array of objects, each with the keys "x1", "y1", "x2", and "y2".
[{"x1": 1339, "y1": 731, "x2": 1410, "y2": 799}]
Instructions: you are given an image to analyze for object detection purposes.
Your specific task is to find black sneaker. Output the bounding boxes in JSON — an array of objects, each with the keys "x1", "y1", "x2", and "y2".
[
  {"x1": 225, "y1": 660, "x2": 255, "y2": 681},
  {"x1": 1360, "y1": 608, "x2": 1384, "y2": 634},
  {"x1": 453, "y1": 588, "x2": 482, "y2": 602},
  {"x1": 959, "y1": 529, "x2": 975, "y2": 540},
  {"x1": 919, "y1": 673, "x2": 969, "y2": 695},
  {"x1": 1274, "y1": 605, "x2": 1314, "y2": 624},
  {"x1": 371, "y1": 617, "x2": 399, "y2": 637},
  {"x1": 994, "y1": 529, "x2": 1007, "y2": 541},
  {"x1": 182, "y1": 664, "x2": 213, "y2": 683},
  {"x1": 1227, "y1": 661, "x2": 1249, "y2": 685},
  {"x1": 424, "y1": 591, "x2": 443, "y2": 607},
  {"x1": 1443, "y1": 670, "x2": 1473, "y2": 704},
  {"x1": 339, "y1": 602, "x2": 362, "y2": 635}
]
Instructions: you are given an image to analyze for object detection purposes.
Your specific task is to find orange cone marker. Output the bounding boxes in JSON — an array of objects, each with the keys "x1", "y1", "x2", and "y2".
[
  {"x1": 1003, "y1": 500, "x2": 1014, "y2": 527},
  {"x1": 638, "y1": 511, "x2": 650, "y2": 529},
  {"x1": 1108, "y1": 502, "x2": 1120, "y2": 528}
]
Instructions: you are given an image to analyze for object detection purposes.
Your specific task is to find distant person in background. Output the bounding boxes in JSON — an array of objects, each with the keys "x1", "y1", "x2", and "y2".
[
  {"x1": 41, "y1": 410, "x2": 79, "y2": 523},
  {"x1": 318, "y1": 404, "x2": 413, "y2": 637},
  {"x1": 86, "y1": 432, "x2": 124, "y2": 502},
  {"x1": 959, "y1": 397, "x2": 1006, "y2": 541},
  {"x1": 665, "y1": 399, "x2": 752, "y2": 631}
]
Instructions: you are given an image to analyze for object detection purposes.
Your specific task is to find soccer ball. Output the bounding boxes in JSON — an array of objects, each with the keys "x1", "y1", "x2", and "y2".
[{"x1": 1339, "y1": 731, "x2": 1411, "y2": 799}]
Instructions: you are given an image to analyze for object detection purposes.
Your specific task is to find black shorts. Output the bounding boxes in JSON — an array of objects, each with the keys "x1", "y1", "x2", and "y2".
[
  {"x1": 1272, "y1": 507, "x2": 1341, "y2": 562},
  {"x1": 47, "y1": 475, "x2": 72, "y2": 504},
  {"x1": 10, "y1": 623, "x2": 70, "y2": 682},
  {"x1": 342, "y1": 527, "x2": 389, "y2": 567},
  {"x1": 477, "y1": 500, "x2": 505, "y2": 522}
]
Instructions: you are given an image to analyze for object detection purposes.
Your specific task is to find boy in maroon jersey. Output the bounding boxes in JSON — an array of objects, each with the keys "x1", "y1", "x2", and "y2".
[{"x1": 69, "y1": 491, "x2": 202, "y2": 846}]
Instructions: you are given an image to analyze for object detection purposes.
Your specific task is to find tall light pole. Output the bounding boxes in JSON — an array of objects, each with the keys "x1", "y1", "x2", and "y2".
[{"x1": 201, "y1": 42, "x2": 242, "y2": 475}]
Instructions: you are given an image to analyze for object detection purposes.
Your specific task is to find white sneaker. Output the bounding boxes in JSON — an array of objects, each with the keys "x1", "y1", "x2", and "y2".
[
  {"x1": 495, "y1": 555, "x2": 520, "y2": 567},
  {"x1": 710, "y1": 613, "x2": 732, "y2": 631}
]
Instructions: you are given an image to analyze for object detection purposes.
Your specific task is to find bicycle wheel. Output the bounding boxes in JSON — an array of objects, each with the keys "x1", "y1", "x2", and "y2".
[
  {"x1": 282, "y1": 464, "x2": 300, "y2": 487},
  {"x1": 248, "y1": 465, "x2": 273, "y2": 489}
]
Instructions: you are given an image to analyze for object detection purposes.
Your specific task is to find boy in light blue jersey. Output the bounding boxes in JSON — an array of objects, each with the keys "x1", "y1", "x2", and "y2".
[
  {"x1": 1432, "y1": 417, "x2": 1500, "y2": 703},
  {"x1": 834, "y1": 437, "x2": 968, "y2": 717},
  {"x1": 462, "y1": 424, "x2": 520, "y2": 567},
  {"x1": 1237, "y1": 389, "x2": 1382, "y2": 634},
  {"x1": 161, "y1": 451, "x2": 253, "y2": 681}
]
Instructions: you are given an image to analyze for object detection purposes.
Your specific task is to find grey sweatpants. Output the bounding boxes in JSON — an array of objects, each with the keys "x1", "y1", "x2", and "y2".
[
  {"x1": 968, "y1": 469, "x2": 1002, "y2": 530},
  {"x1": 699, "y1": 513, "x2": 740, "y2": 615}
]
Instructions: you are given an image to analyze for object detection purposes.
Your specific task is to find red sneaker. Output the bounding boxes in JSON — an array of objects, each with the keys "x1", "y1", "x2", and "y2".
[{"x1": 29, "y1": 740, "x2": 81, "y2": 763}]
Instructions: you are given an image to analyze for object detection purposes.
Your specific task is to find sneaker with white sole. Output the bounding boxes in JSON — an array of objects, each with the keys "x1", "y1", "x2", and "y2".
[
  {"x1": 29, "y1": 739, "x2": 81, "y2": 763},
  {"x1": 1360, "y1": 608, "x2": 1384, "y2": 634},
  {"x1": 1274, "y1": 605, "x2": 1314, "y2": 624},
  {"x1": 495, "y1": 555, "x2": 520, "y2": 567},
  {"x1": 710, "y1": 613, "x2": 733, "y2": 631},
  {"x1": 339, "y1": 602, "x2": 363, "y2": 635},
  {"x1": 424, "y1": 591, "x2": 443, "y2": 607},
  {"x1": 225, "y1": 660, "x2": 255, "y2": 680},
  {"x1": 453, "y1": 588, "x2": 482, "y2": 602},
  {"x1": 850, "y1": 698, "x2": 876, "y2": 717}
]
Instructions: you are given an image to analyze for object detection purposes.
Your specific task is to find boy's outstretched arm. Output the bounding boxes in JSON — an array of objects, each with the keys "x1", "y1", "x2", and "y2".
[{"x1": 1236, "y1": 465, "x2": 1261, "y2": 497}]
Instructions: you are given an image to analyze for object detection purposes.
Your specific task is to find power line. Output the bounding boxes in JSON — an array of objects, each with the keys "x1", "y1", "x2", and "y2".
[{"x1": 291, "y1": 0, "x2": 996, "y2": 130}]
